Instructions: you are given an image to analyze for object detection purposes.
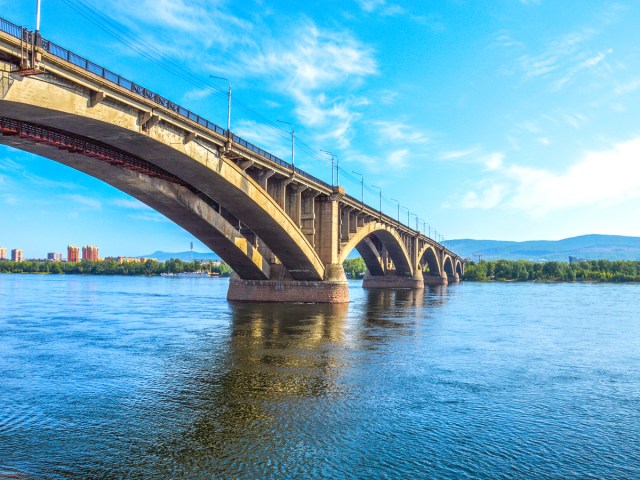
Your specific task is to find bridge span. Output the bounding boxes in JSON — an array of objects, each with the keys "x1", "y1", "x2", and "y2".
[{"x1": 0, "y1": 17, "x2": 463, "y2": 303}]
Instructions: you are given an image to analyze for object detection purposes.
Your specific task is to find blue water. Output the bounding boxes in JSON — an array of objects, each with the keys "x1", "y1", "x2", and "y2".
[{"x1": 0, "y1": 274, "x2": 639, "y2": 479}]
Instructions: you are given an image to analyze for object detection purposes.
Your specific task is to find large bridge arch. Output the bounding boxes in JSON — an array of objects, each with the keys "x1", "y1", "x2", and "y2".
[
  {"x1": 0, "y1": 72, "x2": 325, "y2": 280},
  {"x1": 338, "y1": 222, "x2": 413, "y2": 277},
  {"x1": 417, "y1": 244, "x2": 442, "y2": 276},
  {"x1": 455, "y1": 259, "x2": 464, "y2": 278},
  {"x1": 0, "y1": 118, "x2": 272, "y2": 279},
  {"x1": 443, "y1": 255, "x2": 455, "y2": 279}
]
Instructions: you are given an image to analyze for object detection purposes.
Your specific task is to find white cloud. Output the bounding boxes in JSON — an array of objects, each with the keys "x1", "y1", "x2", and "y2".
[
  {"x1": 614, "y1": 78, "x2": 640, "y2": 96},
  {"x1": 113, "y1": 198, "x2": 150, "y2": 210},
  {"x1": 388, "y1": 149, "x2": 410, "y2": 168},
  {"x1": 460, "y1": 183, "x2": 505, "y2": 209},
  {"x1": 483, "y1": 153, "x2": 504, "y2": 171},
  {"x1": 64, "y1": 194, "x2": 102, "y2": 210},
  {"x1": 460, "y1": 137, "x2": 640, "y2": 216},
  {"x1": 128, "y1": 212, "x2": 170, "y2": 223},
  {"x1": 372, "y1": 121, "x2": 430, "y2": 145},
  {"x1": 356, "y1": 0, "x2": 405, "y2": 16},
  {"x1": 439, "y1": 147, "x2": 481, "y2": 160},
  {"x1": 3, "y1": 194, "x2": 18, "y2": 205}
]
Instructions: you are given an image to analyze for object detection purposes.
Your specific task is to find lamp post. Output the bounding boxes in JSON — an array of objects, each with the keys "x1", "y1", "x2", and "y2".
[
  {"x1": 390, "y1": 198, "x2": 400, "y2": 222},
  {"x1": 278, "y1": 120, "x2": 295, "y2": 172},
  {"x1": 371, "y1": 185, "x2": 382, "y2": 218},
  {"x1": 321, "y1": 149, "x2": 336, "y2": 187},
  {"x1": 210, "y1": 76, "x2": 231, "y2": 138},
  {"x1": 352, "y1": 171, "x2": 364, "y2": 209},
  {"x1": 400, "y1": 205, "x2": 410, "y2": 226}
]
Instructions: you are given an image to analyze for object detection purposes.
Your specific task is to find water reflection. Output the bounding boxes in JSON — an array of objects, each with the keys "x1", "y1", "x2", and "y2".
[
  {"x1": 357, "y1": 285, "x2": 449, "y2": 345},
  {"x1": 148, "y1": 302, "x2": 349, "y2": 479}
]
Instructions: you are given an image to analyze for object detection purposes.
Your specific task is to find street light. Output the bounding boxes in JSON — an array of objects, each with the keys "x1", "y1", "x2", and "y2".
[
  {"x1": 400, "y1": 205, "x2": 410, "y2": 226},
  {"x1": 371, "y1": 185, "x2": 382, "y2": 217},
  {"x1": 390, "y1": 198, "x2": 400, "y2": 222},
  {"x1": 210, "y1": 75, "x2": 231, "y2": 137},
  {"x1": 352, "y1": 171, "x2": 364, "y2": 208},
  {"x1": 321, "y1": 149, "x2": 336, "y2": 187},
  {"x1": 277, "y1": 120, "x2": 295, "y2": 172}
]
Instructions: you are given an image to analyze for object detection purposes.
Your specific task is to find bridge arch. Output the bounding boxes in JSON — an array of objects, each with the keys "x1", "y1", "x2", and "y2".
[
  {"x1": 0, "y1": 118, "x2": 273, "y2": 279},
  {"x1": 0, "y1": 74, "x2": 325, "y2": 280},
  {"x1": 443, "y1": 255, "x2": 455, "y2": 279},
  {"x1": 338, "y1": 222, "x2": 413, "y2": 277},
  {"x1": 455, "y1": 259, "x2": 463, "y2": 278},
  {"x1": 417, "y1": 244, "x2": 442, "y2": 276}
]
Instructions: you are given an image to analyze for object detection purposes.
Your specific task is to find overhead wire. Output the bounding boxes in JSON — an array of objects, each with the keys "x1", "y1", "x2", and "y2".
[{"x1": 55, "y1": 1, "x2": 440, "y2": 236}]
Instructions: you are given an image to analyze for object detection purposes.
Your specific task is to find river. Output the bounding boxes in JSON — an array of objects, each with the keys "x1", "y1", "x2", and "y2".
[{"x1": 1, "y1": 274, "x2": 639, "y2": 479}]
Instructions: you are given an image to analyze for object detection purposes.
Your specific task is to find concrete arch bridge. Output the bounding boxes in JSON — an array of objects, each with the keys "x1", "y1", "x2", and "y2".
[{"x1": 0, "y1": 18, "x2": 463, "y2": 303}]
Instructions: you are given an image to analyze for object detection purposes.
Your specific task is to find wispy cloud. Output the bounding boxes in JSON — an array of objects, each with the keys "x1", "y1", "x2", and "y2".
[
  {"x1": 128, "y1": 212, "x2": 169, "y2": 223},
  {"x1": 356, "y1": 0, "x2": 405, "y2": 16},
  {"x1": 63, "y1": 194, "x2": 102, "y2": 210},
  {"x1": 439, "y1": 147, "x2": 482, "y2": 160},
  {"x1": 372, "y1": 121, "x2": 431, "y2": 145},
  {"x1": 113, "y1": 198, "x2": 151, "y2": 210},
  {"x1": 460, "y1": 183, "x2": 505, "y2": 210},
  {"x1": 3, "y1": 193, "x2": 18, "y2": 205}
]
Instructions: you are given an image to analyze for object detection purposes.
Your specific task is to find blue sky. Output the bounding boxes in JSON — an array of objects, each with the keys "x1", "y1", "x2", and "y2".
[{"x1": 2, "y1": 0, "x2": 640, "y2": 258}]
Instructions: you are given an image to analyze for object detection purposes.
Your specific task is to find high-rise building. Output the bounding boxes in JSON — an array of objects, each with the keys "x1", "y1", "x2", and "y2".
[
  {"x1": 48, "y1": 252, "x2": 63, "y2": 262},
  {"x1": 11, "y1": 249, "x2": 23, "y2": 262},
  {"x1": 67, "y1": 245, "x2": 80, "y2": 263},
  {"x1": 82, "y1": 245, "x2": 99, "y2": 261},
  {"x1": 0, "y1": 247, "x2": 6, "y2": 260}
]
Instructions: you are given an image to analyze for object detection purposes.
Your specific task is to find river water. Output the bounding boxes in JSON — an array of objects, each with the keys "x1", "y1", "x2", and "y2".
[{"x1": 0, "y1": 274, "x2": 639, "y2": 479}]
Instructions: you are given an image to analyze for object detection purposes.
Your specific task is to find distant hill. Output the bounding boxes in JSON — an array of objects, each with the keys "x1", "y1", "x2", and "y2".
[
  {"x1": 446, "y1": 235, "x2": 640, "y2": 262},
  {"x1": 141, "y1": 251, "x2": 220, "y2": 262}
]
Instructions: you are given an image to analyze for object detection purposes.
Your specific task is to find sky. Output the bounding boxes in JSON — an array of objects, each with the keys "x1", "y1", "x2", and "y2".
[{"x1": 2, "y1": 0, "x2": 640, "y2": 258}]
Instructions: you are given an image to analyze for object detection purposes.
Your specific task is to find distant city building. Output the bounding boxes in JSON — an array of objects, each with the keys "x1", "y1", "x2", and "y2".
[
  {"x1": 11, "y1": 249, "x2": 23, "y2": 262},
  {"x1": 0, "y1": 247, "x2": 6, "y2": 260},
  {"x1": 105, "y1": 256, "x2": 149, "y2": 264},
  {"x1": 569, "y1": 256, "x2": 585, "y2": 265},
  {"x1": 67, "y1": 245, "x2": 80, "y2": 263},
  {"x1": 47, "y1": 252, "x2": 63, "y2": 262},
  {"x1": 82, "y1": 245, "x2": 99, "y2": 261}
]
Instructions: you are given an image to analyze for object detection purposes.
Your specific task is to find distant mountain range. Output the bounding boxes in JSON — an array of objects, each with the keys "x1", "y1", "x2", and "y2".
[
  {"x1": 446, "y1": 235, "x2": 640, "y2": 261},
  {"x1": 141, "y1": 235, "x2": 640, "y2": 263},
  {"x1": 141, "y1": 251, "x2": 220, "y2": 262}
]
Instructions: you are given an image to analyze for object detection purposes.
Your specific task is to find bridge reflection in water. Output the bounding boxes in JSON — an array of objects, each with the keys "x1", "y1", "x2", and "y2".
[{"x1": 138, "y1": 285, "x2": 450, "y2": 478}]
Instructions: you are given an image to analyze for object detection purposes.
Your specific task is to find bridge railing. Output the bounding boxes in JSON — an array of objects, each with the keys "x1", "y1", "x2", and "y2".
[{"x1": 0, "y1": 17, "x2": 21, "y2": 39}]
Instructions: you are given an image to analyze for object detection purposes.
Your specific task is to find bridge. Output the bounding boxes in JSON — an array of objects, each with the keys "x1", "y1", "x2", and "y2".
[{"x1": 0, "y1": 17, "x2": 463, "y2": 303}]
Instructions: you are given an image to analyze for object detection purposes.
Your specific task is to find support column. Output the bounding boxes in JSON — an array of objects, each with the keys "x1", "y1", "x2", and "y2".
[
  {"x1": 286, "y1": 184, "x2": 307, "y2": 227},
  {"x1": 227, "y1": 186, "x2": 349, "y2": 303}
]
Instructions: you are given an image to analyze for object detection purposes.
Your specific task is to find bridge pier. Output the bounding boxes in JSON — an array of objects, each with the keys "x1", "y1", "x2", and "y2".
[
  {"x1": 362, "y1": 271, "x2": 424, "y2": 290},
  {"x1": 424, "y1": 273, "x2": 449, "y2": 285},
  {"x1": 227, "y1": 263, "x2": 349, "y2": 303}
]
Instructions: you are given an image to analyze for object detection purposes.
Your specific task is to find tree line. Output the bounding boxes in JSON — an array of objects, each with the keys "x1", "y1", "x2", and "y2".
[
  {"x1": 0, "y1": 258, "x2": 232, "y2": 277},
  {"x1": 464, "y1": 259, "x2": 640, "y2": 282}
]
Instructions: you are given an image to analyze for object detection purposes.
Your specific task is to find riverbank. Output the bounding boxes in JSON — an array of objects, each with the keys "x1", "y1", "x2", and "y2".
[
  {"x1": 463, "y1": 259, "x2": 640, "y2": 282},
  {"x1": 0, "y1": 258, "x2": 232, "y2": 277}
]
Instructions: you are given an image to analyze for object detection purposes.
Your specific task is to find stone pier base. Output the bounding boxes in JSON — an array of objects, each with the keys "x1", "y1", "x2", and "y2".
[
  {"x1": 362, "y1": 272, "x2": 424, "y2": 290},
  {"x1": 227, "y1": 273, "x2": 349, "y2": 303},
  {"x1": 424, "y1": 274, "x2": 449, "y2": 285}
]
